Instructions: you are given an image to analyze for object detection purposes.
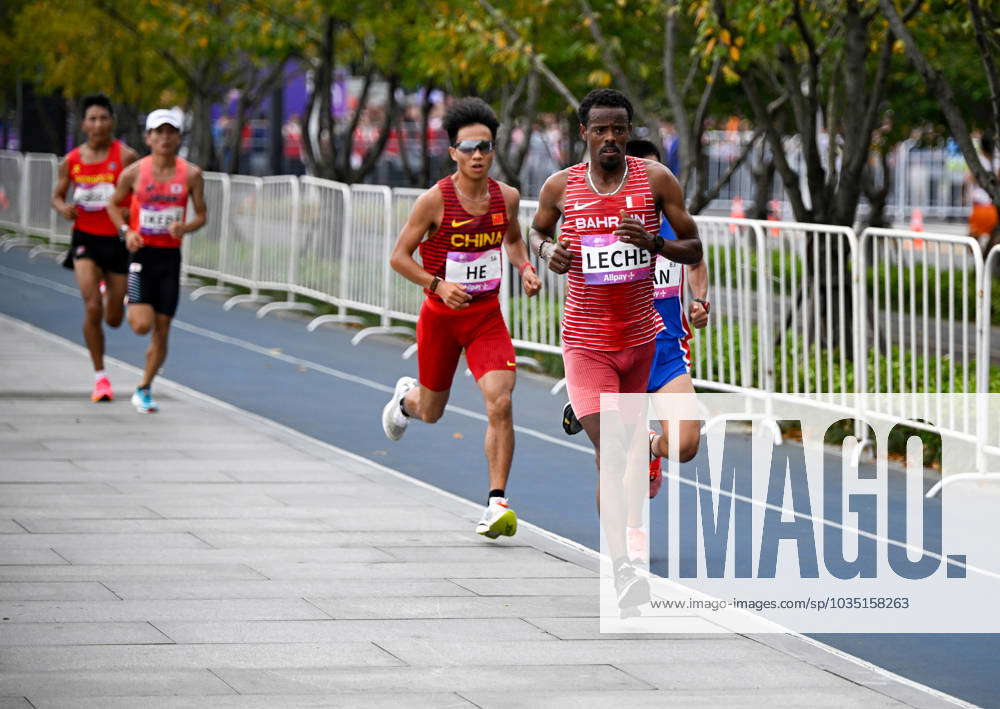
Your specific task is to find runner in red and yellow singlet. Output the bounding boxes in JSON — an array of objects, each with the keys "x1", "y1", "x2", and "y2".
[
  {"x1": 107, "y1": 108, "x2": 207, "y2": 414},
  {"x1": 529, "y1": 89, "x2": 702, "y2": 611},
  {"x1": 382, "y1": 97, "x2": 541, "y2": 540},
  {"x1": 52, "y1": 94, "x2": 139, "y2": 402}
]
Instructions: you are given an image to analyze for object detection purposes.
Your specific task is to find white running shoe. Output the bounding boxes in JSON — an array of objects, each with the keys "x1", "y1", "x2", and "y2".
[
  {"x1": 382, "y1": 376, "x2": 417, "y2": 441},
  {"x1": 476, "y1": 497, "x2": 517, "y2": 539}
]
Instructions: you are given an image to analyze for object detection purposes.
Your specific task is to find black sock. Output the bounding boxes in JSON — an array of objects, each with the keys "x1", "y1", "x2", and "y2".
[
  {"x1": 399, "y1": 399, "x2": 410, "y2": 417},
  {"x1": 488, "y1": 489, "x2": 505, "y2": 504}
]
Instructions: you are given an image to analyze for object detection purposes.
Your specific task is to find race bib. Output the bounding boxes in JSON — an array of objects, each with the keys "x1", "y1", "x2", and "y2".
[
  {"x1": 580, "y1": 233, "x2": 652, "y2": 285},
  {"x1": 445, "y1": 248, "x2": 501, "y2": 293},
  {"x1": 653, "y1": 255, "x2": 682, "y2": 299},
  {"x1": 139, "y1": 205, "x2": 184, "y2": 234},
  {"x1": 74, "y1": 182, "x2": 115, "y2": 212}
]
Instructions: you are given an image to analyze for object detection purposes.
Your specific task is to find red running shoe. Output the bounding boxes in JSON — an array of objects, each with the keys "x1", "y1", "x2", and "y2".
[
  {"x1": 91, "y1": 376, "x2": 113, "y2": 402},
  {"x1": 649, "y1": 430, "x2": 662, "y2": 498}
]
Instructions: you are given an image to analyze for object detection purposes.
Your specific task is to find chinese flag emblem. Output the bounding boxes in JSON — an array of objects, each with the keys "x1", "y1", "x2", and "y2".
[{"x1": 492, "y1": 212, "x2": 505, "y2": 226}]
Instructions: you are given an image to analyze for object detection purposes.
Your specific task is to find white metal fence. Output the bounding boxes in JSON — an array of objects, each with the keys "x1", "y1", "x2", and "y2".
[{"x1": 3, "y1": 152, "x2": 999, "y2": 491}]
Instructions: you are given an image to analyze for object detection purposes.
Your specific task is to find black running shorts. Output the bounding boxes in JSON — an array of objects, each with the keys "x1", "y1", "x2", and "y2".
[
  {"x1": 62, "y1": 229, "x2": 129, "y2": 275},
  {"x1": 127, "y1": 247, "x2": 182, "y2": 317}
]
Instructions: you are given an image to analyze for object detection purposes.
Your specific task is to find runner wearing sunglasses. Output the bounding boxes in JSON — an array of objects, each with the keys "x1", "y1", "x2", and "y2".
[{"x1": 382, "y1": 97, "x2": 541, "y2": 539}]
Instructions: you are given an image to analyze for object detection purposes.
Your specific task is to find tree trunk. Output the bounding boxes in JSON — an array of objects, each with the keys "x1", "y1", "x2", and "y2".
[{"x1": 187, "y1": 90, "x2": 217, "y2": 169}]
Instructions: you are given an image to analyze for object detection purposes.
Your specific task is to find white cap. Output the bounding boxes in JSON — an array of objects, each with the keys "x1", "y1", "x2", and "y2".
[{"x1": 145, "y1": 108, "x2": 183, "y2": 131}]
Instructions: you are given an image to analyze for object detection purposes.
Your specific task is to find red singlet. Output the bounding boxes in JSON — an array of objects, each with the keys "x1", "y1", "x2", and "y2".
[
  {"x1": 419, "y1": 177, "x2": 509, "y2": 302},
  {"x1": 66, "y1": 140, "x2": 128, "y2": 236},
  {"x1": 559, "y1": 155, "x2": 663, "y2": 350},
  {"x1": 129, "y1": 156, "x2": 188, "y2": 249}
]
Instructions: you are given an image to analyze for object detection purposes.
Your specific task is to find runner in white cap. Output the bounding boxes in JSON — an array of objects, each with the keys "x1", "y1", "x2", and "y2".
[{"x1": 106, "y1": 108, "x2": 206, "y2": 413}]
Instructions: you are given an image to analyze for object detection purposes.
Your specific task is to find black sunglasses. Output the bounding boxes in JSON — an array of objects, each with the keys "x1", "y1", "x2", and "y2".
[{"x1": 452, "y1": 139, "x2": 494, "y2": 154}]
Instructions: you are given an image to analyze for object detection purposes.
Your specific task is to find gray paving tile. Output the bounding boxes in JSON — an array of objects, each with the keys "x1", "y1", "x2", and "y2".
[
  {"x1": 0, "y1": 549, "x2": 67, "y2": 564},
  {"x1": 0, "y1": 622, "x2": 171, "y2": 646},
  {"x1": 194, "y1": 530, "x2": 479, "y2": 548},
  {"x1": 154, "y1": 618, "x2": 554, "y2": 644},
  {"x1": 619, "y1": 661, "x2": 863, "y2": 690},
  {"x1": 248, "y1": 561, "x2": 596, "y2": 580},
  {"x1": 106, "y1": 579, "x2": 474, "y2": 600},
  {"x1": 0, "y1": 507, "x2": 158, "y2": 520},
  {"x1": 72, "y1": 459, "x2": 352, "y2": 476},
  {"x1": 0, "y1": 462, "x2": 82, "y2": 475},
  {"x1": 53, "y1": 546, "x2": 394, "y2": 565},
  {"x1": 0, "y1": 469, "x2": 235, "y2": 483},
  {"x1": 5, "y1": 449, "x2": 192, "y2": 461},
  {"x1": 0, "y1": 564, "x2": 266, "y2": 582},
  {"x1": 0, "y1": 483, "x2": 116, "y2": 496},
  {"x1": 212, "y1": 664, "x2": 647, "y2": 694},
  {"x1": 0, "y1": 670, "x2": 234, "y2": 697},
  {"x1": 526, "y1": 616, "x2": 727, "y2": 639},
  {"x1": 0, "y1": 699, "x2": 33, "y2": 709},
  {"x1": 0, "y1": 598, "x2": 330, "y2": 622},
  {"x1": 375, "y1": 545, "x2": 557, "y2": 563},
  {"x1": 307, "y1": 595, "x2": 596, "y2": 620},
  {"x1": 14, "y1": 518, "x2": 334, "y2": 533},
  {"x1": 378, "y1": 638, "x2": 782, "y2": 667},
  {"x1": 106, "y1": 482, "x2": 382, "y2": 497},
  {"x1": 0, "y1": 521, "x2": 25, "y2": 534},
  {"x1": 0, "y1": 582, "x2": 119, "y2": 601},
  {"x1": 0, "y1": 494, "x2": 288, "y2": 507},
  {"x1": 0, "y1": 642, "x2": 401, "y2": 671},
  {"x1": 135, "y1": 506, "x2": 313, "y2": 520},
  {"x1": 1, "y1": 533, "x2": 209, "y2": 549},
  {"x1": 459, "y1": 689, "x2": 907, "y2": 709},
  {"x1": 28, "y1": 693, "x2": 474, "y2": 708},
  {"x1": 452, "y1": 577, "x2": 599, "y2": 596}
]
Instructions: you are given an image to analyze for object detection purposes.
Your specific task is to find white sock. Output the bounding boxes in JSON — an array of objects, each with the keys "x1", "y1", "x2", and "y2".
[{"x1": 94, "y1": 370, "x2": 107, "y2": 381}]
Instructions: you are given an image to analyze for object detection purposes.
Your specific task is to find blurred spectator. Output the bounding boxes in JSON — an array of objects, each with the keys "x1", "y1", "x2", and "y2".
[{"x1": 283, "y1": 114, "x2": 304, "y2": 175}]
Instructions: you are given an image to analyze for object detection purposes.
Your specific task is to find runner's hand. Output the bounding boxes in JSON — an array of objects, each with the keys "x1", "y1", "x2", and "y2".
[
  {"x1": 521, "y1": 264, "x2": 542, "y2": 297},
  {"x1": 59, "y1": 205, "x2": 77, "y2": 221},
  {"x1": 543, "y1": 238, "x2": 572, "y2": 274},
  {"x1": 125, "y1": 230, "x2": 144, "y2": 253},
  {"x1": 615, "y1": 210, "x2": 656, "y2": 250},
  {"x1": 437, "y1": 281, "x2": 472, "y2": 309},
  {"x1": 689, "y1": 300, "x2": 709, "y2": 329},
  {"x1": 168, "y1": 222, "x2": 186, "y2": 239}
]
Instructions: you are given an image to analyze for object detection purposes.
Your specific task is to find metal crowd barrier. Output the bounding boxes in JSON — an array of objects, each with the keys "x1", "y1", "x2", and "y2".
[{"x1": 7, "y1": 149, "x2": 1000, "y2": 492}]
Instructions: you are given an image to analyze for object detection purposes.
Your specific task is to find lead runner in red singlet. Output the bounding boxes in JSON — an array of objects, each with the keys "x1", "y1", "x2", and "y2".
[
  {"x1": 52, "y1": 94, "x2": 139, "y2": 403},
  {"x1": 529, "y1": 89, "x2": 702, "y2": 611},
  {"x1": 382, "y1": 97, "x2": 542, "y2": 539},
  {"x1": 107, "y1": 108, "x2": 207, "y2": 414}
]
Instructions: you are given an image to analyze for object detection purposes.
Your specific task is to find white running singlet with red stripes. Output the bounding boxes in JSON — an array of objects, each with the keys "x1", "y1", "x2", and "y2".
[{"x1": 559, "y1": 155, "x2": 664, "y2": 351}]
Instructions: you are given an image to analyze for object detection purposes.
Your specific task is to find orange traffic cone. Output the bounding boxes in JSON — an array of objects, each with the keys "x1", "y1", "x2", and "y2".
[
  {"x1": 909, "y1": 208, "x2": 925, "y2": 248},
  {"x1": 767, "y1": 200, "x2": 781, "y2": 236},
  {"x1": 729, "y1": 197, "x2": 745, "y2": 233}
]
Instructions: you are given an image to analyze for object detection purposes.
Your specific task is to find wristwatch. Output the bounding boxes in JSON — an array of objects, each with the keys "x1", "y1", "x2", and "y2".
[
  {"x1": 693, "y1": 298, "x2": 711, "y2": 314},
  {"x1": 429, "y1": 276, "x2": 441, "y2": 293},
  {"x1": 118, "y1": 224, "x2": 129, "y2": 241},
  {"x1": 650, "y1": 235, "x2": 665, "y2": 254}
]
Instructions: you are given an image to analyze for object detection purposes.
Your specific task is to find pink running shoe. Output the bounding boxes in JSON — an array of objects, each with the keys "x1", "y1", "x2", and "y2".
[{"x1": 91, "y1": 376, "x2": 113, "y2": 402}]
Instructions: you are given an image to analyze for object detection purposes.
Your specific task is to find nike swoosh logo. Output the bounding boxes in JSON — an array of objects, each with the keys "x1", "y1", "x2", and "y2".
[
  {"x1": 573, "y1": 200, "x2": 600, "y2": 210},
  {"x1": 506, "y1": 361, "x2": 517, "y2": 367},
  {"x1": 451, "y1": 218, "x2": 474, "y2": 228}
]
